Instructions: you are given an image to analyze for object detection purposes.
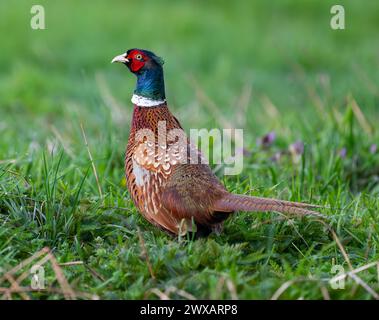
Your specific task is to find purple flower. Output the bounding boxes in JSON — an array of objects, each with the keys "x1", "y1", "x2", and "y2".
[
  {"x1": 289, "y1": 141, "x2": 304, "y2": 156},
  {"x1": 338, "y1": 147, "x2": 347, "y2": 158},
  {"x1": 257, "y1": 131, "x2": 276, "y2": 148},
  {"x1": 289, "y1": 141, "x2": 304, "y2": 164},
  {"x1": 370, "y1": 144, "x2": 377, "y2": 154}
]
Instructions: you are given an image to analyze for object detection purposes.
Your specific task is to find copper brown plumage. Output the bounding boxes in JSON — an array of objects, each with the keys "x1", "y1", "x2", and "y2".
[{"x1": 112, "y1": 48, "x2": 322, "y2": 236}]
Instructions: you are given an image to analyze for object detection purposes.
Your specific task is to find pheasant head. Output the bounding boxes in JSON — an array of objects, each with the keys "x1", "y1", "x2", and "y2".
[{"x1": 112, "y1": 49, "x2": 166, "y2": 103}]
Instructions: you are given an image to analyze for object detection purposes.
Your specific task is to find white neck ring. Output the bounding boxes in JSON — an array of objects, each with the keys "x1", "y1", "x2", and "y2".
[{"x1": 131, "y1": 94, "x2": 166, "y2": 107}]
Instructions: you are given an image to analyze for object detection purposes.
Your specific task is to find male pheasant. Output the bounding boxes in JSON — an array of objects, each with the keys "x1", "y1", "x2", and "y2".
[{"x1": 111, "y1": 48, "x2": 320, "y2": 236}]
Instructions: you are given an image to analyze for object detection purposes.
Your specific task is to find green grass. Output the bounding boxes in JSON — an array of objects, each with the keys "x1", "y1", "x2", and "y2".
[{"x1": 0, "y1": 0, "x2": 379, "y2": 299}]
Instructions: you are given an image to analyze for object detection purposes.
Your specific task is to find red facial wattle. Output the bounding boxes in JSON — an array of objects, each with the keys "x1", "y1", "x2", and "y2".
[
  {"x1": 127, "y1": 50, "x2": 146, "y2": 73},
  {"x1": 130, "y1": 59, "x2": 144, "y2": 72}
]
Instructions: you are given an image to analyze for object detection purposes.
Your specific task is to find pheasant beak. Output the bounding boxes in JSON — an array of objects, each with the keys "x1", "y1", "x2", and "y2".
[{"x1": 111, "y1": 53, "x2": 130, "y2": 64}]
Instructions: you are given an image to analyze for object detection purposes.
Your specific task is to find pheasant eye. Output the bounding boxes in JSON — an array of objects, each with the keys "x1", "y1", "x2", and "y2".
[{"x1": 135, "y1": 54, "x2": 143, "y2": 61}]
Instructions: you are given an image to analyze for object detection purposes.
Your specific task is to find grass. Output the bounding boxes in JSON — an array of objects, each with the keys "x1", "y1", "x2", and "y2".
[{"x1": 0, "y1": 0, "x2": 379, "y2": 299}]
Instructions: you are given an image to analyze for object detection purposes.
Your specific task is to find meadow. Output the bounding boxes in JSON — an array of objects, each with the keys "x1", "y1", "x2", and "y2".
[{"x1": 0, "y1": 0, "x2": 378, "y2": 299}]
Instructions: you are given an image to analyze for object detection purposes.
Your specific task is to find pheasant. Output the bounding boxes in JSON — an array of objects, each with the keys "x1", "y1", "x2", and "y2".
[{"x1": 111, "y1": 48, "x2": 321, "y2": 236}]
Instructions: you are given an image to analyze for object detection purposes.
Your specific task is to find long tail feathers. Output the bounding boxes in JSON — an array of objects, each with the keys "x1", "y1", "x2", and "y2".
[{"x1": 213, "y1": 194, "x2": 325, "y2": 218}]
